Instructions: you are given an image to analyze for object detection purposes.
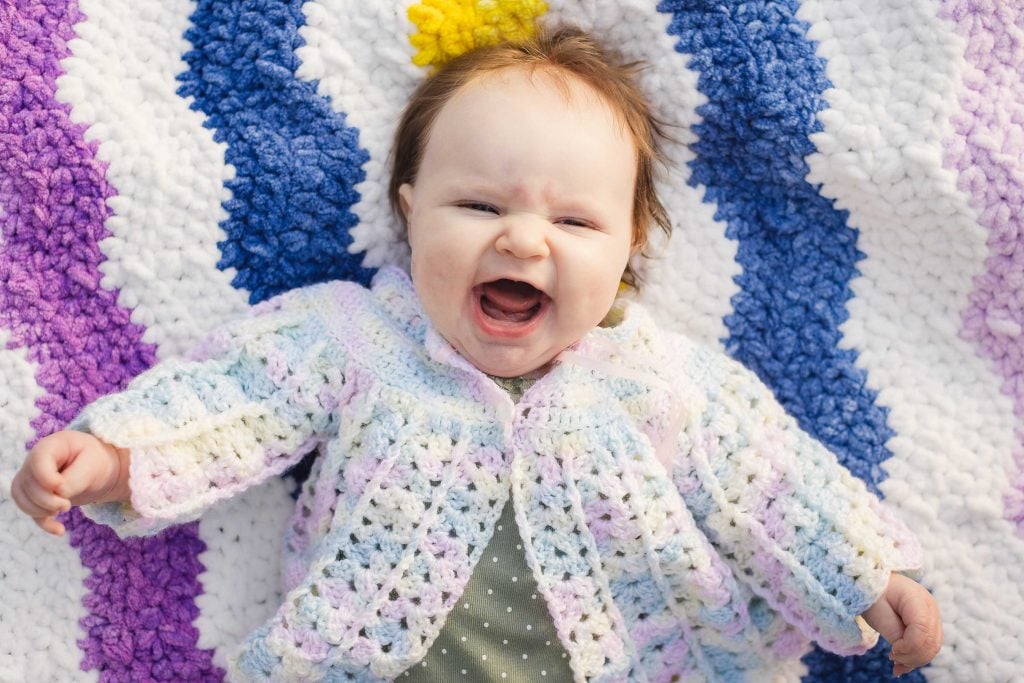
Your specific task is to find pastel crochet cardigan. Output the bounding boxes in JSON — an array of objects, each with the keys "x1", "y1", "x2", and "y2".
[{"x1": 75, "y1": 267, "x2": 921, "y2": 682}]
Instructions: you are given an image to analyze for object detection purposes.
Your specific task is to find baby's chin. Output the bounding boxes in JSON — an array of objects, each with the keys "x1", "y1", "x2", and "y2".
[
  {"x1": 461, "y1": 345, "x2": 558, "y2": 379},
  {"x1": 475, "y1": 358, "x2": 551, "y2": 379}
]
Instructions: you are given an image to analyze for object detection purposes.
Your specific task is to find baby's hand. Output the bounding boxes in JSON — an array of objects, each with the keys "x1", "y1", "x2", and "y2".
[
  {"x1": 861, "y1": 573, "x2": 943, "y2": 677},
  {"x1": 10, "y1": 431, "x2": 129, "y2": 536}
]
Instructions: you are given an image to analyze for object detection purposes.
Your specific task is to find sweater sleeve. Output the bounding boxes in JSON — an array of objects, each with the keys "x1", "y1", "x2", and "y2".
[
  {"x1": 673, "y1": 345, "x2": 923, "y2": 656},
  {"x1": 73, "y1": 284, "x2": 346, "y2": 538}
]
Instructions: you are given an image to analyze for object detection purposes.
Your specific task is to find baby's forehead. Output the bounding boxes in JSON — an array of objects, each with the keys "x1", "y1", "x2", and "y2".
[
  {"x1": 418, "y1": 64, "x2": 638, "y2": 196},
  {"x1": 434, "y1": 65, "x2": 633, "y2": 141},
  {"x1": 460, "y1": 64, "x2": 602, "y2": 106}
]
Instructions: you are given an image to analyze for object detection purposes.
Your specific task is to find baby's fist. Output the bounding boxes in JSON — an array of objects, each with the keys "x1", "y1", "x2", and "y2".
[
  {"x1": 10, "y1": 431, "x2": 128, "y2": 536},
  {"x1": 862, "y1": 573, "x2": 943, "y2": 677}
]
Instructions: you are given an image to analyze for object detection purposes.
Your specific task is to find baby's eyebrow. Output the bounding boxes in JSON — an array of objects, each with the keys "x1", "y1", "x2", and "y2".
[
  {"x1": 441, "y1": 178, "x2": 499, "y2": 197},
  {"x1": 444, "y1": 178, "x2": 600, "y2": 215},
  {"x1": 457, "y1": 183, "x2": 500, "y2": 197},
  {"x1": 461, "y1": 181, "x2": 562, "y2": 205}
]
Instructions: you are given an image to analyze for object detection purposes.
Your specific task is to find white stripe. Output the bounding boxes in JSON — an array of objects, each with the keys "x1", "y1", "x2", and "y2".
[
  {"x1": 195, "y1": 478, "x2": 297, "y2": 670},
  {"x1": 297, "y1": 0, "x2": 424, "y2": 271},
  {"x1": 0, "y1": 337, "x2": 96, "y2": 682},
  {"x1": 51, "y1": 3, "x2": 296, "y2": 668},
  {"x1": 797, "y1": 0, "x2": 1024, "y2": 679},
  {"x1": 55, "y1": 0, "x2": 249, "y2": 360}
]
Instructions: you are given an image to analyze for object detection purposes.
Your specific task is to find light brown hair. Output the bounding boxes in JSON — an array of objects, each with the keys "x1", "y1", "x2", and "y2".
[{"x1": 388, "y1": 26, "x2": 671, "y2": 290}]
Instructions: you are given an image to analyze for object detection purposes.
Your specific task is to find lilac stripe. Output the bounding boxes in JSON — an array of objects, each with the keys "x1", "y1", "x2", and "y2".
[
  {"x1": 939, "y1": 1, "x2": 1024, "y2": 532},
  {"x1": 0, "y1": 2, "x2": 220, "y2": 680}
]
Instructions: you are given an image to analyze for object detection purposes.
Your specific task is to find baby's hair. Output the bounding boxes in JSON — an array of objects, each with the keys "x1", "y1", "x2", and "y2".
[{"x1": 389, "y1": 26, "x2": 671, "y2": 290}]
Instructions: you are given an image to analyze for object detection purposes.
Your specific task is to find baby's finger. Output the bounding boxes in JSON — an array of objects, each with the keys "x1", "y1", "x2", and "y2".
[
  {"x1": 34, "y1": 514, "x2": 66, "y2": 537},
  {"x1": 20, "y1": 475, "x2": 71, "y2": 516},
  {"x1": 892, "y1": 620, "x2": 942, "y2": 669},
  {"x1": 9, "y1": 475, "x2": 52, "y2": 518},
  {"x1": 25, "y1": 445, "x2": 66, "y2": 491}
]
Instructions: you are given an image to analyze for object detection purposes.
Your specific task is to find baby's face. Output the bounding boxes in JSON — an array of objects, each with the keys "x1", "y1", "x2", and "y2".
[{"x1": 400, "y1": 67, "x2": 636, "y2": 378}]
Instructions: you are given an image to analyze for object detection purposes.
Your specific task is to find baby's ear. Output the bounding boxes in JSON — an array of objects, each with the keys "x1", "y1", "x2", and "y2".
[
  {"x1": 398, "y1": 183, "x2": 414, "y2": 222},
  {"x1": 629, "y1": 233, "x2": 645, "y2": 258}
]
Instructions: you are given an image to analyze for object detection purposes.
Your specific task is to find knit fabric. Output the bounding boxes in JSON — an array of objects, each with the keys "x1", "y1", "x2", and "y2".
[{"x1": 75, "y1": 268, "x2": 920, "y2": 682}]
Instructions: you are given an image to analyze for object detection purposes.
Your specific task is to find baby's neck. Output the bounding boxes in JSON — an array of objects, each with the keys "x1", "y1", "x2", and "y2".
[
  {"x1": 486, "y1": 362, "x2": 551, "y2": 383},
  {"x1": 487, "y1": 370, "x2": 545, "y2": 404}
]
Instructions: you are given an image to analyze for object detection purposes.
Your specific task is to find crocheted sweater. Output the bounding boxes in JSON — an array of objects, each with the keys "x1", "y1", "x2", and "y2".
[{"x1": 75, "y1": 267, "x2": 922, "y2": 682}]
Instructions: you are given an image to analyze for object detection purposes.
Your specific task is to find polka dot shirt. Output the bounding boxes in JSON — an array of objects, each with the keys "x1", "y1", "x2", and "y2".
[
  {"x1": 400, "y1": 375, "x2": 573, "y2": 681},
  {"x1": 400, "y1": 497, "x2": 574, "y2": 681}
]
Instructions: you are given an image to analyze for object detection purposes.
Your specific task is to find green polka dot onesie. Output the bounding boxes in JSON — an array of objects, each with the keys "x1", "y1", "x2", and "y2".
[{"x1": 401, "y1": 375, "x2": 573, "y2": 681}]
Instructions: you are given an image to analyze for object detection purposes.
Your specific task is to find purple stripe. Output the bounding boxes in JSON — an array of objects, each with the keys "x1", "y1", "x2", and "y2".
[
  {"x1": 939, "y1": 1, "x2": 1024, "y2": 533},
  {"x1": 0, "y1": 2, "x2": 220, "y2": 680}
]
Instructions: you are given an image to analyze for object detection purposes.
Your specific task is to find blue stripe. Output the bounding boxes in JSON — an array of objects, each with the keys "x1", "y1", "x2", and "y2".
[
  {"x1": 656, "y1": 2, "x2": 917, "y2": 681},
  {"x1": 178, "y1": 0, "x2": 374, "y2": 305}
]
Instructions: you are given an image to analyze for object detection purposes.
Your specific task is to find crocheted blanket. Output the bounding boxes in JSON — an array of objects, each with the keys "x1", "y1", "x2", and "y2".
[{"x1": 0, "y1": 1, "x2": 1021, "y2": 681}]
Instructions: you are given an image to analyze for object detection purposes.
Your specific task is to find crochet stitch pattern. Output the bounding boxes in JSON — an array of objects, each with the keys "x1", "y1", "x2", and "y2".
[
  {"x1": 74, "y1": 269, "x2": 920, "y2": 680},
  {"x1": 177, "y1": 0, "x2": 375, "y2": 303},
  {"x1": 1, "y1": 1, "x2": 1023, "y2": 682}
]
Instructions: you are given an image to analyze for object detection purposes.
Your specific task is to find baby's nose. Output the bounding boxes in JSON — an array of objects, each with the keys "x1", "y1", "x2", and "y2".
[{"x1": 496, "y1": 214, "x2": 550, "y2": 259}]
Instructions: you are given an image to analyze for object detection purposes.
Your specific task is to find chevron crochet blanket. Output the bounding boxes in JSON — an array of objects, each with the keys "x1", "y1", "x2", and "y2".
[{"x1": 1, "y1": 0, "x2": 1022, "y2": 681}]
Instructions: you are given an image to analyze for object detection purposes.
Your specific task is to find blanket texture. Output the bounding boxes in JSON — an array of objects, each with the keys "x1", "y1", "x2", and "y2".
[{"x1": 1, "y1": 0, "x2": 1022, "y2": 681}]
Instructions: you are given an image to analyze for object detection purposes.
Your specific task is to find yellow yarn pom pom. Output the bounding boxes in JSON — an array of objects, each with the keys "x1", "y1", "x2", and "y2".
[{"x1": 408, "y1": 0, "x2": 548, "y2": 71}]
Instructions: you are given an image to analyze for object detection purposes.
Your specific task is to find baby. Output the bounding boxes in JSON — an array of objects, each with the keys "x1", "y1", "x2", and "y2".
[{"x1": 11, "y1": 27, "x2": 940, "y2": 682}]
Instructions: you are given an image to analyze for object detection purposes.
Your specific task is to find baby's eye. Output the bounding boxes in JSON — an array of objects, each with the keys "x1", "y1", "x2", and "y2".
[
  {"x1": 557, "y1": 217, "x2": 592, "y2": 228},
  {"x1": 459, "y1": 202, "x2": 498, "y2": 214}
]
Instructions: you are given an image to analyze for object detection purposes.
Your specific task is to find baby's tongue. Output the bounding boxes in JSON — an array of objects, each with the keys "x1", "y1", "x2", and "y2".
[{"x1": 480, "y1": 279, "x2": 543, "y2": 322}]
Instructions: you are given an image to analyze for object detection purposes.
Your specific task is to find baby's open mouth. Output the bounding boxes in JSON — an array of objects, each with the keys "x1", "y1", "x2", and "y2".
[{"x1": 477, "y1": 279, "x2": 549, "y2": 323}]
